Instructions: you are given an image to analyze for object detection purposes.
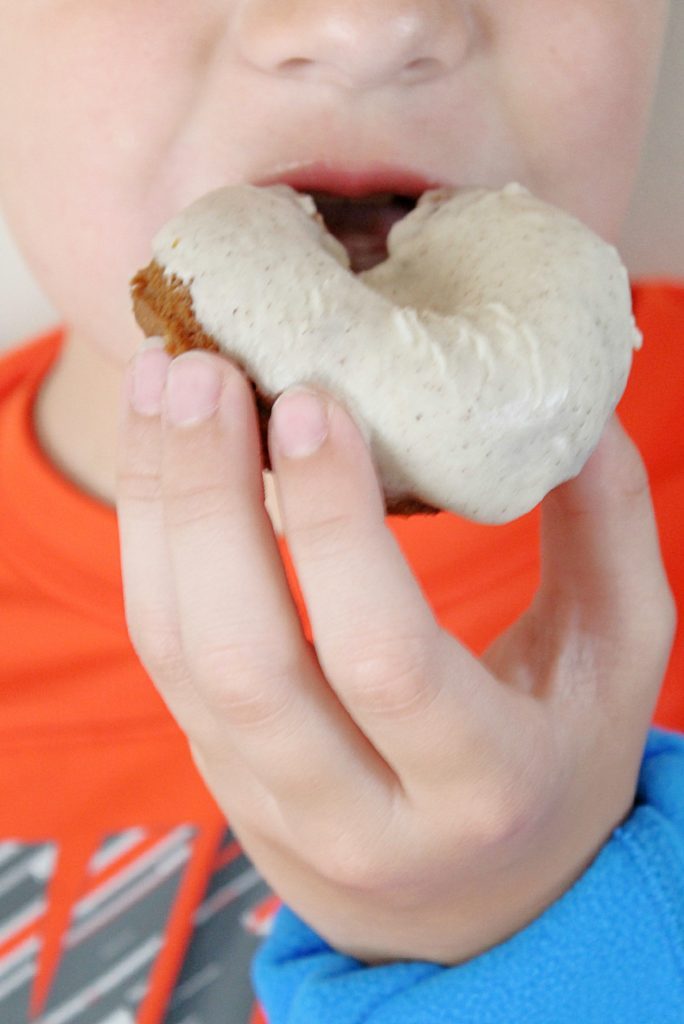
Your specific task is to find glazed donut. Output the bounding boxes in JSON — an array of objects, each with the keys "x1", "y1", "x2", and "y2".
[{"x1": 131, "y1": 183, "x2": 640, "y2": 524}]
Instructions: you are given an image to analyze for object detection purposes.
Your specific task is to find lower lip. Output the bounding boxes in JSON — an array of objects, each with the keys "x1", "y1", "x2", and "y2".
[{"x1": 255, "y1": 161, "x2": 443, "y2": 198}]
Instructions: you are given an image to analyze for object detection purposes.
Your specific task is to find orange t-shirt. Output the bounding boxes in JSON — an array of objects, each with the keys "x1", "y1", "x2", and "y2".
[{"x1": 0, "y1": 279, "x2": 682, "y2": 1024}]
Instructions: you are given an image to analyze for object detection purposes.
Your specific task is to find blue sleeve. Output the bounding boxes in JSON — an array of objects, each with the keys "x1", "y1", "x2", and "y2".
[{"x1": 252, "y1": 728, "x2": 684, "y2": 1023}]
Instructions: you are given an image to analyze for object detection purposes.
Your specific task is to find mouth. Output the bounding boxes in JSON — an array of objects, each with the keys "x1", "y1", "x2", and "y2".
[
  {"x1": 255, "y1": 164, "x2": 442, "y2": 272},
  {"x1": 308, "y1": 191, "x2": 419, "y2": 272}
]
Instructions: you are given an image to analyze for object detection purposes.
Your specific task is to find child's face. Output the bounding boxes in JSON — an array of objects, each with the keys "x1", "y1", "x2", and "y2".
[{"x1": 0, "y1": 2, "x2": 669, "y2": 364}]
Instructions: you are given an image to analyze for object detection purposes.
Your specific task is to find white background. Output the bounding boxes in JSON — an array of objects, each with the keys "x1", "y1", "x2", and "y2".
[{"x1": 1, "y1": 6, "x2": 683, "y2": 351}]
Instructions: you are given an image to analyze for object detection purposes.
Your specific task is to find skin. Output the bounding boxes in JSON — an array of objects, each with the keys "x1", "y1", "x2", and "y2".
[{"x1": 0, "y1": 1, "x2": 677, "y2": 963}]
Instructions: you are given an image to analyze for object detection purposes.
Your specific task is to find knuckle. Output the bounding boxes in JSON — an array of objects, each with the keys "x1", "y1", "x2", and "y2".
[
  {"x1": 616, "y1": 433, "x2": 651, "y2": 502},
  {"x1": 639, "y1": 583, "x2": 678, "y2": 670},
  {"x1": 127, "y1": 612, "x2": 187, "y2": 685},
  {"x1": 164, "y1": 480, "x2": 231, "y2": 530},
  {"x1": 286, "y1": 509, "x2": 353, "y2": 560},
  {"x1": 300, "y1": 797, "x2": 402, "y2": 894},
  {"x1": 467, "y1": 779, "x2": 532, "y2": 848},
  {"x1": 620, "y1": 576, "x2": 678, "y2": 663},
  {"x1": 118, "y1": 466, "x2": 163, "y2": 507},
  {"x1": 341, "y1": 630, "x2": 438, "y2": 718},
  {"x1": 314, "y1": 834, "x2": 388, "y2": 893},
  {"x1": 660, "y1": 582, "x2": 678, "y2": 647},
  {"x1": 191, "y1": 641, "x2": 299, "y2": 728},
  {"x1": 462, "y1": 734, "x2": 547, "y2": 849}
]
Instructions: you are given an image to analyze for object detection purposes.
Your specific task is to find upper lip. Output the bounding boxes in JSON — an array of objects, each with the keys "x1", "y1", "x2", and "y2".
[{"x1": 253, "y1": 160, "x2": 446, "y2": 198}]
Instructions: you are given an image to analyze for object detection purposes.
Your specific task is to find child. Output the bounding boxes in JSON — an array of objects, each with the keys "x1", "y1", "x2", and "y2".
[{"x1": 0, "y1": 2, "x2": 682, "y2": 1022}]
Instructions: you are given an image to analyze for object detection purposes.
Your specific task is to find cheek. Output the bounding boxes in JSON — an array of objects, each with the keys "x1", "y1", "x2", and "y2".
[
  {"x1": 497, "y1": 1, "x2": 665, "y2": 236},
  {"x1": 0, "y1": 4, "x2": 223, "y2": 358}
]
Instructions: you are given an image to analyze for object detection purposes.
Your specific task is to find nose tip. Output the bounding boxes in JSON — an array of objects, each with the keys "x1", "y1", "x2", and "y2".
[{"x1": 235, "y1": 0, "x2": 475, "y2": 90}]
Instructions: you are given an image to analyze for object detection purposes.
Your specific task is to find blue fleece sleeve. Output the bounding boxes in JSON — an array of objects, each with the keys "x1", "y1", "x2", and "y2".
[{"x1": 252, "y1": 728, "x2": 684, "y2": 1023}]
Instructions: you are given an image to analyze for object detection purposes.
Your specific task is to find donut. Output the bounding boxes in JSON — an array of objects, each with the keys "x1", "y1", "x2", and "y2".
[{"x1": 130, "y1": 183, "x2": 641, "y2": 524}]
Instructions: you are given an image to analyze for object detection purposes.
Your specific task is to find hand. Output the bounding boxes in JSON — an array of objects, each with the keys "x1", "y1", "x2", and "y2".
[{"x1": 117, "y1": 344, "x2": 676, "y2": 965}]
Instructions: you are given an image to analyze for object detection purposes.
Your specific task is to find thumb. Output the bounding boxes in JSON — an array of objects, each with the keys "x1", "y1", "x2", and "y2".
[{"x1": 537, "y1": 414, "x2": 676, "y2": 651}]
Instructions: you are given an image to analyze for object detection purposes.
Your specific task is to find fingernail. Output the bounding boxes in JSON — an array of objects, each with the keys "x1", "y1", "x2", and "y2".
[
  {"x1": 129, "y1": 338, "x2": 172, "y2": 416},
  {"x1": 166, "y1": 352, "x2": 222, "y2": 426},
  {"x1": 271, "y1": 387, "x2": 329, "y2": 459}
]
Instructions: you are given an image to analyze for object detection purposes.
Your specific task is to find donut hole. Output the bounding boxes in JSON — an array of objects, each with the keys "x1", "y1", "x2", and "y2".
[{"x1": 307, "y1": 191, "x2": 418, "y2": 272}]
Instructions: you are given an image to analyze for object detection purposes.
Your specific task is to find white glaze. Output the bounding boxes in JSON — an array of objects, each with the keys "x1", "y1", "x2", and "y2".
[{"x1": 151, "y1": 183, "x2": 641, "y2": 523}]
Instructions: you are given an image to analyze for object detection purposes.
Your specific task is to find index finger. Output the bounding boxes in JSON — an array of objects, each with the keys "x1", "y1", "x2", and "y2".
[{"x1": 268, "y1": 388, "x2": 533, "y2": 795}]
